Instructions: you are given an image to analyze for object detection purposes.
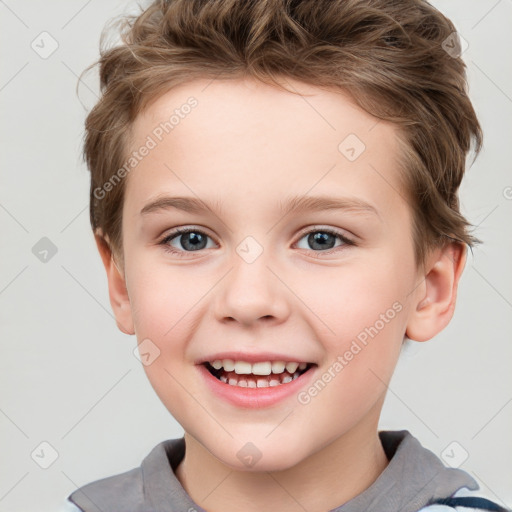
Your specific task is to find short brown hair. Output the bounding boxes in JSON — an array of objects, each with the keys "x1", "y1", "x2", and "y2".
[{"x1": 82, "y1": 0, "x2": 483, "y2": 271}]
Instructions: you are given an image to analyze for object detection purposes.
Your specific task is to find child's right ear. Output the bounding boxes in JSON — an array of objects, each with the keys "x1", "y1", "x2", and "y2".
[{"x1": 94, "y1": 230, "x2": 135, "y2": 336}]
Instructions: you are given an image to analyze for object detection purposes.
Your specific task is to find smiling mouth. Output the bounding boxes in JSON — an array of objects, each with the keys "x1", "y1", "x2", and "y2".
[{"x1": 203, "y1": 361, "x2": 316, "y2": 388}]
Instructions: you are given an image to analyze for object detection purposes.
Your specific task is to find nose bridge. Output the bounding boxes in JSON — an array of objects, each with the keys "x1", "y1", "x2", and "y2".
[{"x1": 215, "y1": 234, "x2": 289, "y2": 325}]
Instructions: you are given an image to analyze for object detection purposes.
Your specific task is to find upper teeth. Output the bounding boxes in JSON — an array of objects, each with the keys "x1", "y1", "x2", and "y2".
[{"x1": 209, "y1": 360, "x2": 308, "y2": 375}]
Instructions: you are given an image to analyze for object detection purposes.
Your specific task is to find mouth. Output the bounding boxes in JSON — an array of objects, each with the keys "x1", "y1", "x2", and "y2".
[{"x1": 202, "y1": 360, "x2": 317, "y2": 388}]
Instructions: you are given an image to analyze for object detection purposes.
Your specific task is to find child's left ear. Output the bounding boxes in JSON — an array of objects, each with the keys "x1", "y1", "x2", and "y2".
[{"x1": 405, "y1": 242, "x2": 467, "y2": 342}]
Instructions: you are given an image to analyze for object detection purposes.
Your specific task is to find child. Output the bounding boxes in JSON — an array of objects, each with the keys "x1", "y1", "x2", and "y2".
[{"x1": 62, "y1": 0, "x2": 509, "y2": 510}]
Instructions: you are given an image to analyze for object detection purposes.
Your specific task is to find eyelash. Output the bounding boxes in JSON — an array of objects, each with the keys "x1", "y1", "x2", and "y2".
[{"x1": 158, "y1": 226, "x2": 355, "y2": 258}]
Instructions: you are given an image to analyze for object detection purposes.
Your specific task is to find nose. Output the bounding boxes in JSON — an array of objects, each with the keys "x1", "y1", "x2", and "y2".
[{"x1": 214, "y1": 246, "x2": 291, "y2": 328}]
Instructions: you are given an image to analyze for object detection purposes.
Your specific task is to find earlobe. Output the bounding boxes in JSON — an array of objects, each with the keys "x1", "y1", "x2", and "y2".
[
  {"x1": 405, "y1": 242, "x2": 466, "y2": 342},
  {"x1": 94, "y1": 231, "x2": 135, "y2": 336}
]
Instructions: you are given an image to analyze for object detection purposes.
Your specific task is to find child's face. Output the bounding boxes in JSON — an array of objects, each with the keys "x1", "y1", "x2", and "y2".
[{"x1": 114, "y1": 77, "x2": 431, "y2": 470}]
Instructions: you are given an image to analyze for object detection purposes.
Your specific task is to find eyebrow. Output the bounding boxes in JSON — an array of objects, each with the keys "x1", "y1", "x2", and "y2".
[
  {"x1": 140, "y1": 196, "x2": 226, "y2": 216},
  {"x1": 140, "y1": 194, "x2": 380, "y2": 219},
  {"x1": 277, "y1": 194, "x2": 380, "y2": 218}
]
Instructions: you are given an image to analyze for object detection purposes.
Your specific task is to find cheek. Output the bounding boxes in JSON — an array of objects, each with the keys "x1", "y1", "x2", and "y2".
[
  {"x1": 303, "y1": 254, "x2": 409, "y2": 334},
  {"x1": 126, "y1": 265, "x2": 198, "y2": 414},
  {"x1": 305, "y1": 253, "x2": 411, "y2": 385},
  {"x1": 127, "y1": 260, "x2": 201, "y2": 340}
]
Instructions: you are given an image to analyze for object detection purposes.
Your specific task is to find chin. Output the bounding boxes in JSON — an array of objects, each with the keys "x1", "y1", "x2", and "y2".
[
  {"x1": 210, "y1": 439, "x2": 307, "y2": 473},
  {"x1": 227, "y1": 456, "x2": 301, "y2": 473}
]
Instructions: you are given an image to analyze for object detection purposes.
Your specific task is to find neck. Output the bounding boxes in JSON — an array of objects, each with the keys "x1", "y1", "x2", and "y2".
[{"x1": 175, "y1": 419, "x2": 389, "y2": 512}]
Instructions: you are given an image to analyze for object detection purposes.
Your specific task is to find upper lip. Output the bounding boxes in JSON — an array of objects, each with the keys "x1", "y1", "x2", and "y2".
[{"x1": 195, "y1": 351, "x2": 316, "y2": 365}]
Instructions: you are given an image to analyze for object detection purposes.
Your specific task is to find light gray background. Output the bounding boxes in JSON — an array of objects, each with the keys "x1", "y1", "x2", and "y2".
[{"x1": 1, "y1": 1, "x2": 511, "y2": 510}]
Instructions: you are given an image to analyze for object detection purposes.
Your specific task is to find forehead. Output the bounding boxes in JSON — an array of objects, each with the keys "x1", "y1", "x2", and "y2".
[
  {"x1": 125, "y1": 77, "x2": 406, "y2": 221},
  {"x1": 133, "y1": 76, "x2": 395, "y2": 150}
]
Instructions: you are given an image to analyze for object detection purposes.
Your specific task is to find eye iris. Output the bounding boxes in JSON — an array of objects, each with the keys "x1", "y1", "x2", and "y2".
[
  {"x1": 309, "y1": 232, "x2": 335, "y2": 250},
  {"x1": 181, "y1": 232, "x2": 207, "y2": 251}
]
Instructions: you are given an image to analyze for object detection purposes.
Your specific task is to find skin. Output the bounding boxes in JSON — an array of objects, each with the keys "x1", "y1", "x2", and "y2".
[{"x1": 95, "y1": 76, "x2": 466, "y2": 512}]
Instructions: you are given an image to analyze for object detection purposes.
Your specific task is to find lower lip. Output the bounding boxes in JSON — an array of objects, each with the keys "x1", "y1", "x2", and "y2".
[{"x1": 197, "y1": 363, "x2": 317, "y2": 409}]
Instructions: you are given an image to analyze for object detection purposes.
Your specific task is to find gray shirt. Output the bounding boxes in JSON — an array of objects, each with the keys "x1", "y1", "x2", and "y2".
[{"x1": 66, "y1": 429, "x2": 482, "y2": 512}]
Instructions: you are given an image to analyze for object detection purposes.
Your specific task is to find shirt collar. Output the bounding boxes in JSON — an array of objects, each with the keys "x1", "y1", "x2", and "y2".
[
  {"x1": 330, "y1": 430, "x2": 478, "y2": 512},
  {"x1": 140, "y1": 429, "x2": 479, "y2": 512}
]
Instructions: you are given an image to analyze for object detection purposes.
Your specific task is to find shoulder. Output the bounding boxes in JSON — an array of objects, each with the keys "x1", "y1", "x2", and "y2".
[
  {"x1": 418, "y1": 507, "x2": 456, "y2": 512},
  {"x1": 66, "y1": 466, "x2": 144, "y2": 511},
  {"x1": 62, "y1": 438, "x2": 183, "y2": 512},
  {"x1": 56, "y1": 499, "x2": 84, "y2": 512}
]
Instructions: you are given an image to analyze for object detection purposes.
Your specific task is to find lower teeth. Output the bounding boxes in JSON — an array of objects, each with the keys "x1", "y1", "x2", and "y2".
[{"x1": 218, "y1": 371, "x2": 301, "y2": 388}]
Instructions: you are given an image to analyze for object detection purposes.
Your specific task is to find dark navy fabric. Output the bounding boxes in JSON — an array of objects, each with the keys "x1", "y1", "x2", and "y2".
[{"x1": 429, "y1": 496, "x2": 510, "y2": 511}]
